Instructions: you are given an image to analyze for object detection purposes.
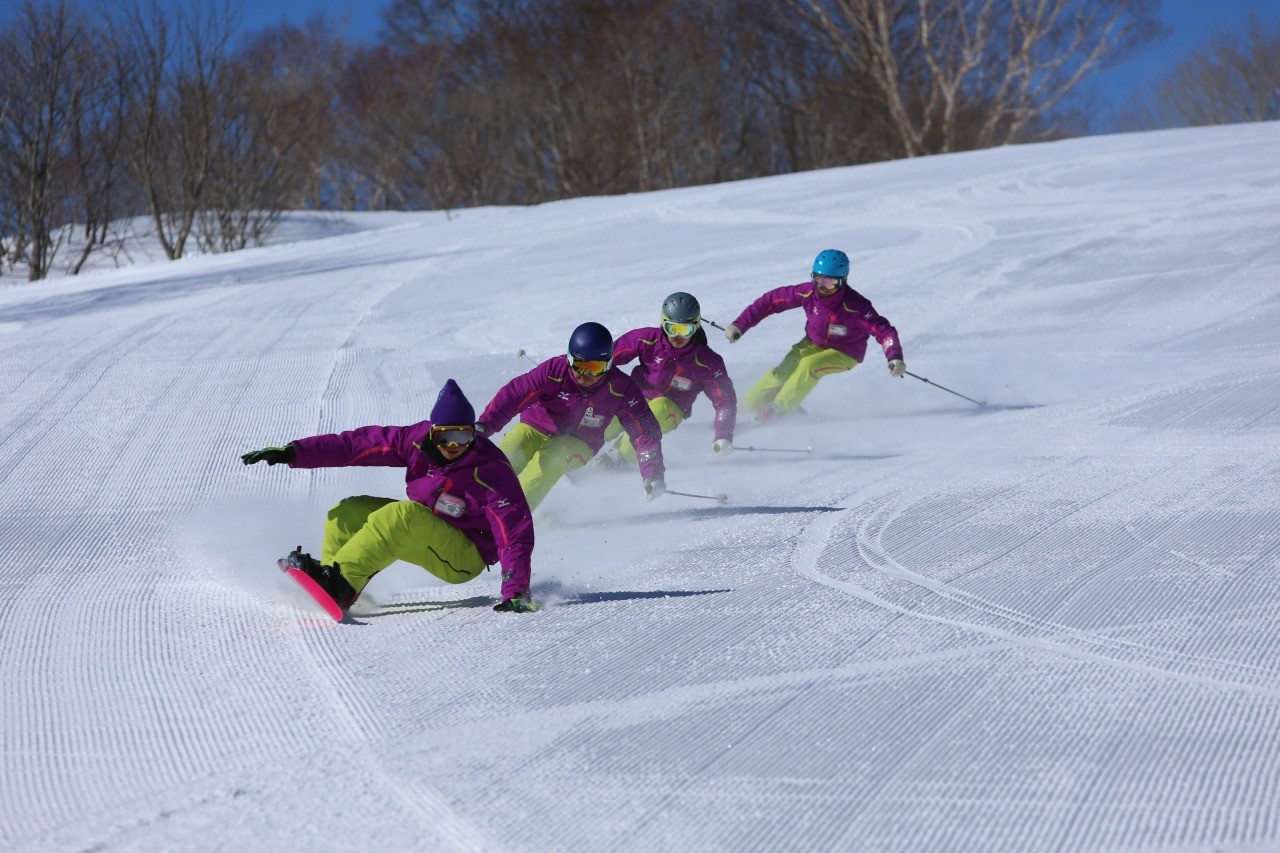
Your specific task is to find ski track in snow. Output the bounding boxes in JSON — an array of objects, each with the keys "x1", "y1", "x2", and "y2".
[{"x1": 2, "y1": 123, "x2": 1280, "y2": 851}]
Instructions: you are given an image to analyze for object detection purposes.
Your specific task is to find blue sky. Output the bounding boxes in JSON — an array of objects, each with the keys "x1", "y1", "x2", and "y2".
[
  {"x1": 231, "y1": 0, "x2": 1280, "y2": 112},
  {"x1": 5, "y1": 0, "x2": 1278, "y2": 120}
]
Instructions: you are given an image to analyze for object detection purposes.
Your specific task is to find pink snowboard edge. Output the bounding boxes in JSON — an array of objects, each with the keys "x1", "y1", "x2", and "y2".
[{"x1": 282, "y1": 566, "x2": 345, "y2": 621}]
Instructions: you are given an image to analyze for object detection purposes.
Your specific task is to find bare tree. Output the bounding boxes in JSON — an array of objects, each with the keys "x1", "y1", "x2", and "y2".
[
  {"x1": 0, "y1": 0, "x2": 91, "y2": 280},
  {"x1": 197, "y1": 20, "x2": 345, "y2": 251},
  {"x1": 65, "y1": 8, "x2": 135, "y2": 275},
  {"x1": 1124, "y1": 13, "x2": 1280, "y2": 129},
  {"x1": 779, "y1": 0, "x2": 1162, "y2": 158},
  {"x1": 121, "y1": 0, "x2": 238, "y2": 260}
]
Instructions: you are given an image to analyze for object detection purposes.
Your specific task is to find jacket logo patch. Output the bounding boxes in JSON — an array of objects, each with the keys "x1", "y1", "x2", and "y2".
[
  {"x1": 580, "y1": 405, "x2": 605, "y2": 428},
  {"x1": 435, "y1": 492, "x2": 467, "y2": 518}
]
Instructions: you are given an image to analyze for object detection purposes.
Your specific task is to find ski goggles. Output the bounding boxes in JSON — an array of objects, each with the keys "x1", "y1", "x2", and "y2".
[
  {"x1": 662, "y1": 319, "x2": 699, "y2": 338},
  {"x1": 569, "y1": 356, "x2": 611, "y2": 377},
  {"x1": 812, "y1": 273, "x2": 845, "y2": 289},
  {"x1": 429, "y1": 424, "x2": 476, "y2": 448}
]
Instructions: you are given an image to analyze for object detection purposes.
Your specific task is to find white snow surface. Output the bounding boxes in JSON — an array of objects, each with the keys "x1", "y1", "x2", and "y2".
[{"x1": 3, "y1": 123, "x2": 1280, "y2": 852}]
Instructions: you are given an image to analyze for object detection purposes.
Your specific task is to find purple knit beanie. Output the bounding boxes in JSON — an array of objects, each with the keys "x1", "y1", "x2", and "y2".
[{"x1": 430, "y1": 378, "x2": 476, "y2": 425}]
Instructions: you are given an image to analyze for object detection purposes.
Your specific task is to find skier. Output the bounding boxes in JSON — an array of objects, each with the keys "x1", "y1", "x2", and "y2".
[
  {"x1": 601, "y1": 291, "x2": 737, "y2": 464},
  {"x1": 478, "y1": 321, "x2": 666, "y2": 510},
  {"x1": 240, "y1": 379, "x2": 539, "y2": 613},
  {"x1": 723, "y1": 249, "x2": 905, "y2": 419}
]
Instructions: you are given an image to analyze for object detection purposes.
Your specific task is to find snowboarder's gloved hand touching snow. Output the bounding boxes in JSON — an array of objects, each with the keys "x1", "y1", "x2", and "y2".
[
  {"x1": 643, "y1": 475, "x2": 666, "y2": 501},
  {"x1": 712, "y1": 438, "x2": 732, "y2": 458},
  {"x1": 724, "y1": 324, "x2": 742, "y2": 343},
  {"x1": 241, "y1": 445, "x2": 295, "y2": 466},
  {"x1": 887, "y1": 359, "x2": 906, "y2": 379},
  {"x1": 493, "y1": 591, "x2": 539, "y2": 613}
]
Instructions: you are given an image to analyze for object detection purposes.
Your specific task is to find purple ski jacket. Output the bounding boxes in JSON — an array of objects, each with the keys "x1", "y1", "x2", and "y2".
[
  {"x1": 613, "y1": 327, "x2": 737, "y2": 442},
  {"x1": 732, "y1": 283, "x2": 903, "y2": 363},
  {"x1": 289, "y1": 424, "x2": 535, "y2": 600},
  {"x1": 477, "y1": 356, "x2": 666, "y2": 480}
]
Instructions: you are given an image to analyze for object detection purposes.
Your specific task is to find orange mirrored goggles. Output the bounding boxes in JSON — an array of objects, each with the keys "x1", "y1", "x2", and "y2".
[
  {"x1": 429, "y1": 424, "x2": 476, "y2": 448},
  {"x1": 569, "y1": 357, "x2": 611, "y2": 377}
]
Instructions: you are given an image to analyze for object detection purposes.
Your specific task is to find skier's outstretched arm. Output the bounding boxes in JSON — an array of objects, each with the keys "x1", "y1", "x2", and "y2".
[
  {"x1": 615, "y1": 378, "x2": 666, "y2": 499},
  {"x1": 726, "y1": 284, "x2": 807, "y2": 343},
  {"x1": 268, "y1": 424, "x2": 415, "y2": 469},
  {"x1": 477, "y1": 360, "x2": 555, "y2": 435},
  {"x1": 703, "y1": 358, "x2": 737, "y2": 456},
  {"x1": 482, "y1": 458, "x2": 539, "y2": 613}
]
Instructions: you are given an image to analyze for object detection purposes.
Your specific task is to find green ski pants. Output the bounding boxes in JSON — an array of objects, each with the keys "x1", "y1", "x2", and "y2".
[
  {"x1": 742, "y1": 339, "x2": 858, "y2": 414},
  {"x1": 322, "y1": 495, "x2": 485, "y2": 592},
  {"x1": 498, "y1": 423, "x2": 593, "y2": 510},
  {"x1": 603, "y1": 396, "x2": 684, "y2": 462}
]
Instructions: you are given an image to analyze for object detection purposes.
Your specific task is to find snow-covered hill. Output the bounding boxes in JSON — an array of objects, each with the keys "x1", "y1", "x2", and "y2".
[{"x1": 2, "y1": 122, "x2": 1279, "y2": 851}]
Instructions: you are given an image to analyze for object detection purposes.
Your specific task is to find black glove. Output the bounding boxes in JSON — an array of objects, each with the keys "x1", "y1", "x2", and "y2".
[
  {"x1": 493, "y1": 592, "x2": 540, "y2": 613},
  {"x1": 241, "y1": 445, "x2": 295, "y2": 466}
]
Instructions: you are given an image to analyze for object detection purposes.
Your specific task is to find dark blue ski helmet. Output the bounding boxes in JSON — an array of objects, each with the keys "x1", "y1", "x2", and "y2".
[{"x1": 567, "y1": 321, "x2": 614, "y2": 372}]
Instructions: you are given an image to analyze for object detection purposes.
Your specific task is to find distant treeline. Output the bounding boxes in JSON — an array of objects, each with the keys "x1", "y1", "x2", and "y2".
[{"x1": 4, "y1": 0, "x2": 1272, "y2": 281}]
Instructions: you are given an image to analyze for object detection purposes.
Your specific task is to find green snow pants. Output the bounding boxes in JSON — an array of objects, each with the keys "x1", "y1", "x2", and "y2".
[
  {"x1": 322, "y1": 495, "x2": 486, "y2": 592},
  {"x1": 498, "y1": 423, "x2": 593, "y2": 510},
  {"x1": 742, "y1": 338, "x2": 858, "y2": 415},
  {"x1": 603, "y1": 396, "x2": 684, "y2": 463}
]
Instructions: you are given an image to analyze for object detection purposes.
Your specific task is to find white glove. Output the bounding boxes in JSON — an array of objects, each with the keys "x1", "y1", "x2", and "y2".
[
  {"x1": 643, "y1": 475, "x2": 666, "y2": 501},
  {"x1": 724, "y1": 324, "x2": 742, "y2": 343},
  {"x1": 887, "y1": 359, "x2": 906, "y2": 379},
  {"x1": 712, "y1": 438, "x2": 733, "y2": 458}
]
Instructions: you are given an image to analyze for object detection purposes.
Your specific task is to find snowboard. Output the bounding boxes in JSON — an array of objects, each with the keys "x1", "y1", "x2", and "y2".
[{"x1": 277, "y1": 554, "x2": 345, "y2": 622}]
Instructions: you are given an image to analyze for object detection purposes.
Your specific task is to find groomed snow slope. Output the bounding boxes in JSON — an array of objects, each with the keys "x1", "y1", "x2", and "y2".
[{"x1": 2, "y1": 122, "x2": 1279, "y2": 852}]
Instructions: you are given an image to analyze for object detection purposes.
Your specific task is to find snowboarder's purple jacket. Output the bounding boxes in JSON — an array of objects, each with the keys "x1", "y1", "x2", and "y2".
[
  {"x1": 478, "y1": 356, "x2": 666, "y2": 480},
  {"x1": 613, "y1": 327, "x2": 737, "y2": 442},
  {"x1": 732, "y1": 283, "x2": 903, "y2": 363},
  {"x1": 289, "y1": 426, "x2": 535, "y2": 600}
]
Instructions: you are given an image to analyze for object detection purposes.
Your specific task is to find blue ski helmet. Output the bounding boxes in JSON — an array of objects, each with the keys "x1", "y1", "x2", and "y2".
[
  {"x1": 567, "y1": 321, "x2": 614, "y2": 365},
  {"x1": 812, "y1": 249, "x2": 850, "y2": 279}
]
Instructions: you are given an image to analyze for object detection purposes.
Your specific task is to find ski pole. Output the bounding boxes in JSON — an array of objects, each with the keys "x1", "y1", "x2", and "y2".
[
  {"x1": 703, "y1": 318, "x2": 727, "y2": 331},
  {"x1": 516, "y1": 349, "x2": 538, "y2": 366},
  {"x1": 733, "y1": 444, "x2": 812, "y2": 454},
  {"x1": 667, "y1": 489, "x2": 729, "y2": 504},
  {"x1": 905, "y1": 371, "x2": 986, "y2": 407}
]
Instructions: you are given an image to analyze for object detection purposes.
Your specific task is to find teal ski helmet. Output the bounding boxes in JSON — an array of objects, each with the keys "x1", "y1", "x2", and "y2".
[{"x1": 812, "y1": 249, "x2": 850, "y2": 279}]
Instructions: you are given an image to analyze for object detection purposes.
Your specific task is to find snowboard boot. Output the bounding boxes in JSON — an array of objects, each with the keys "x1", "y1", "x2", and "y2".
[{"x1": 285, "y1": 548, "x2": 359, "y2": 610}]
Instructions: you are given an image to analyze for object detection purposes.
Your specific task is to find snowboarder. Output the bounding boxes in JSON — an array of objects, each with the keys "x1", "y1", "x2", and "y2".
[
  {"x1": 723, "y1": 249, "x2": 905, "y2": 419},
  {"x1": 601, "y1": 291, "x2": 737, "y2": 464},
  {"x1": 240, "y1": 379, "x2": 539, "y2": 613},
  {"x1": 478, "y1": 321, "x2": 666, "y2": 510}
]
